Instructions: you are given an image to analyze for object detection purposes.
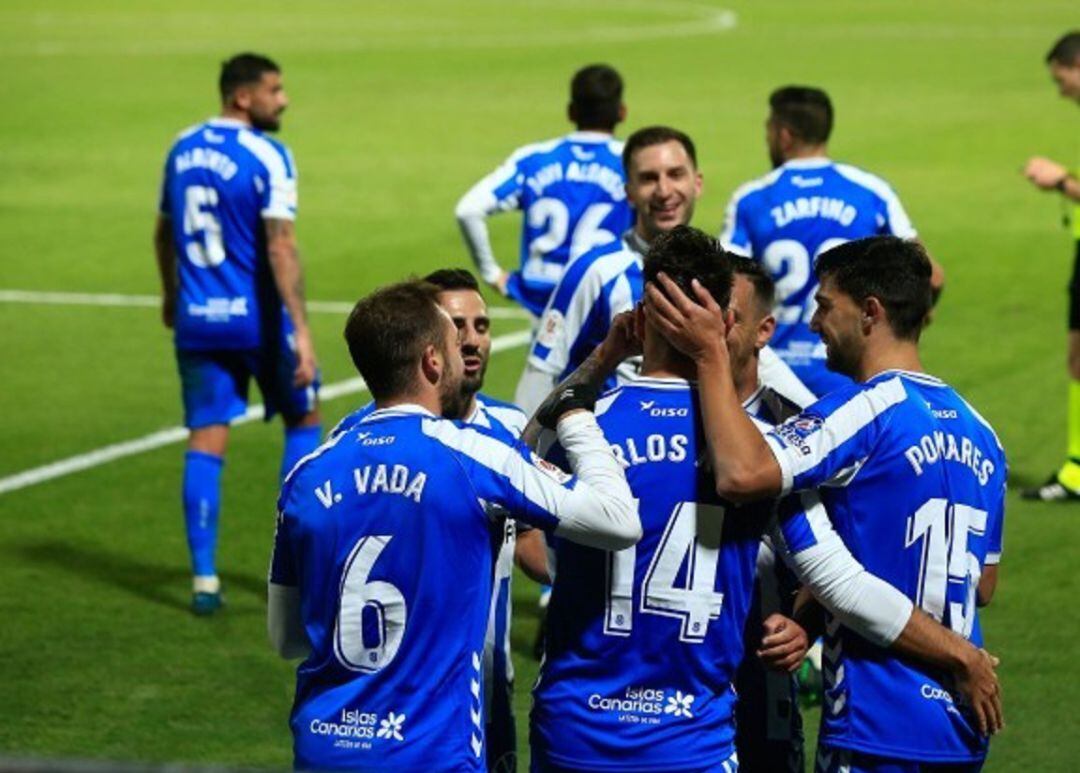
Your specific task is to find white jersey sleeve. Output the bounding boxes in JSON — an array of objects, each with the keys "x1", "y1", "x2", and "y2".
[{"x1": 455, "y1": 153, "x2": 525, "y2": 283}]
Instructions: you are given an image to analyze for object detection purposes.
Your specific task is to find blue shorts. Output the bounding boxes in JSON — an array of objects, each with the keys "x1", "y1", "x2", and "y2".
[
  {"x1": 816, "y1": 746, "x2": 984, "y2": 773},
  {"x1": 176, "y1": 345, "x2": 319, "y2": 429}
]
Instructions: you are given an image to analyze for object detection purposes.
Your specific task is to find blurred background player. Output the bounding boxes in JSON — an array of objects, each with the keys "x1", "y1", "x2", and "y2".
[
  {"x1": 328, "y1": 268, "x2": 546, "y2": 772},
  {"x1": 1022, "y1": 31, "x2": 1080, "y2": 501},
  {"x1": 720, "y1": 85, "x2": 945, "y2": 398},
  {"x1": 268, "y1": 279, "x2": 638, "y2": 772},
  {"x1": 153, "y1": 53, "x2": 321, "y2": 615},
  {"x1": 455, "y1": 64, "x2": 632, "y2": 316},
  {"x1": 646, "y1": 236, "x2": 1005, "y2": 771},
  {"x1": 515, "y1": 125, "x2": 702, "y2": 413}
]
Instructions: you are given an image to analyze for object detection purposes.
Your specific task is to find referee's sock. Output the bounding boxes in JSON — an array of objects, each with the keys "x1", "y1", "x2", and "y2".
[
  {"x1": 281, "y1": 424, "x2": 322, "y2": 482},
  {"x1": 183, "y1": 450, "x2": 224, "y2": 579},
  {"x1": 1058, "y1": 380, "x2": 1080, "y2": 491}
]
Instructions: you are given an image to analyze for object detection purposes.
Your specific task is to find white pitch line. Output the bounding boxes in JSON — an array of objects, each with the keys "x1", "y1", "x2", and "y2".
[
  {"x1": 0, "y1": 289, "x2": 532, "y2": 320},
  {"x1": 0, "y1": 328, "x2": 533, "y2": 496}
]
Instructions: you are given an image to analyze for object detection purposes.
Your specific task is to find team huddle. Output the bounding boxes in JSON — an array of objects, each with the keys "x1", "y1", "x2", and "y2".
[{"x1": 156, "y1": 55, "x2": 1007, "y2": 773}]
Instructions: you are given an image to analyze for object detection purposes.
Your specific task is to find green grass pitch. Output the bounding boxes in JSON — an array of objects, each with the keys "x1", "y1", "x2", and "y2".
[{"x1": 1, "y1": 1, "x2": 1079, "y2": 769}]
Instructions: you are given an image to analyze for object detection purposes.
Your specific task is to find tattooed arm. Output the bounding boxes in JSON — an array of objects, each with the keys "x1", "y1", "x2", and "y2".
[{"x1": 265, "y1": 217, "x2": 317, "y2": 387}]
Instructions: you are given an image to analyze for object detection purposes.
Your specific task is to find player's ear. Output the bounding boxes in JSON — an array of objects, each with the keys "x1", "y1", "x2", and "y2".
[
  {"x1": 617, "y1": 103, "x2": 627, "y2": 124},
  {"x1": 420, "y1": 344, "x2": 442, "y2": 385},
  {"x1": 756, "y1": 313, "x2": 776, "y2": 349},
  {"x1": 567, "y1": 102, "x2": 576, "y2": 125},
  {"x1": 863, "y1": 297, "x2": 886, "y2": 330}
]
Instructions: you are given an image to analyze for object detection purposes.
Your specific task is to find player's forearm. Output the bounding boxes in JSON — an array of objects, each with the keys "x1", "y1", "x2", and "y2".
[
  {"x1": 522, "y1": 342, "x2": 623, "y2": 447},
  {"x1": 697, "y1": 351, "x2": 781, "y2": 501},
  {"x1": 455, "y1": 190, "x2": 503, "y2": 284},
  {"x1": 779, "y1": 497, "x2": 913, "y2": 647},
  {"x1": 514, "y1": 527, "x2": 553, "y2": 584},
  {"x1": 890, "y1": 608, "x2": 980, "y2": 673},
  {"x1": 268, "y1": 583, "x2": 310, "y2": 659},
  {"x1": 153, "y1": 217, "x2": 177, "y2": 295},
  {"x1": 551, "y1": 411, "x2": 640, "y2": 551},
  {"x1": 265, "y1": 219, "x2": 310, "y2": 333}
]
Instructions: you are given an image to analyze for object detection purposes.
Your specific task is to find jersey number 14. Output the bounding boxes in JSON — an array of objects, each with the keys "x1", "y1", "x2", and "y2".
[{"x1": 604, "y1": 501, "x2": 726, "y2": 644}]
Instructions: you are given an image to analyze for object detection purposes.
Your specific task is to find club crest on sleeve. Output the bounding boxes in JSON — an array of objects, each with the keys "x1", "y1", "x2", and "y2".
[
  {"x1": 530, "y1": 452, "x2": 571, "y2": 483},
  {"x1": 774, "y1": 414, "x2": 823, "y2": 455},
  {"x1": 536, "y1": 310, "x2": 565, "y2": 348}
]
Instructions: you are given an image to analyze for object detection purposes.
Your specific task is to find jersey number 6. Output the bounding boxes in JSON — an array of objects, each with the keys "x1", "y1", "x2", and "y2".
[{"x1": 334, "y1": 535, "x2": 407, "y2": 673}]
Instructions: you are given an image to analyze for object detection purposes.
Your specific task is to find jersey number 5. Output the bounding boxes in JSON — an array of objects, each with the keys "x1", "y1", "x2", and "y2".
[
  {"x1": 334, "y1": 535, "x2": 407, "y2": 673},
  {"x1": 183, "y1": 185, "x2": 226, "y2": 267},
  {"x1": 605, "y1": 501, "x2": 726, "y2": 644}
]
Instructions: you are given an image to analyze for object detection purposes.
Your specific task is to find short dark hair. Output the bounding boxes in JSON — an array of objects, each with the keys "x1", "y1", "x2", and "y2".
[
  {"x1": 423, "y1": 268, "x2": 480, "y2": 293},
  {"x1": 769, "y1": 86, "x2": 834, "y2": 145},
  {"x1": 1046, "y1": 32, "x2": 1080, "y2": 65},
  {"x1": 815, "y1": 236, "x2": 931, "y2": 341},
  {"x1": 731, "y1": 256, "x2": 775, "y2": 312},
  {"x1": 644, "y1": 225, "x2": 733, "y2": 311},
  {"x1": 570, "y1": 64, "x2": 624, "y2": 131},
  {"x1": 622, "y1": 126, "x2": 697, "y2": 173},
  {"x1": 344, "y1": 280, "x2": 448, "y2": 400},
  {"x1": 219, "y1": 53, "x2": 280, "y2": 102}
]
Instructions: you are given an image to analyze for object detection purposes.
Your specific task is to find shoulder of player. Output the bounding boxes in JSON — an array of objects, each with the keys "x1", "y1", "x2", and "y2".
[
  {"x1": 503, "y1": 135, "x2": 572, "y2": 167},
  {"x1": 726, "y1": 166, "x2": 788, "y2": 205},
  {"x1": 474, "y1": 393, "x2": 527, "y2": 436},
  {"x1": 278, "y1": 430, "x2": 351, "y2": 509},
  {"x1": 830, "y1": 161, "x2": 902, "y2": 202},
  {"x1": 546, "y1": 240, "x2": 631, "y2": 307},
  {"x1": 235, "y1": 127, "x2": 296, "y2": 177},
  {"x1": 327, "y1": 402, "x2": 375, "y2": 440}
]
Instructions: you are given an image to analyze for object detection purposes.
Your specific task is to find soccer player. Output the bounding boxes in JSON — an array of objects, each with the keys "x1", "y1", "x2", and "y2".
[
  {"x1": 726, "y1": 257, "x2": 807, "y2": 773},
  {"x1": 455, "y1": 64, "x2": 632, "y2": 315},
  {"x1": 530, "y1": 227, "x2": 986, "y2": 773},
  {"x1": 720, "y1": 85, "x2": 945, "y2": 398},
  {"x1": 267, "y1": 279, "x2": 639, "y2": 772},
  {"x1": 328, "y1": 268, "x2": 542, "y2": 771},
  {"x1": 1021, "y1": 31, "x2": 1080, "y2": 501},
  {"x1": 645, "y1": 236, "x2": 1005, "y2": 771},
  {"x1": 515, "y1": 125, "x2": 701, "y2": 413},
  {"x1": 153, "y1": 53, "x2": 321, "y2": 615}
]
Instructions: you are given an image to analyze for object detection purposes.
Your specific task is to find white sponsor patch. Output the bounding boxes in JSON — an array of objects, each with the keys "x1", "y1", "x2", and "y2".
[{"x1": 536, "y1": 309, "x2": 565, "y2": 348}]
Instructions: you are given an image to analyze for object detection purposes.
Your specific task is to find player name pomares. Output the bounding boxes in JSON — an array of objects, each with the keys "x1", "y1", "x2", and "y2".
[
  {"x1": 313, "y1": 464, "x2": 428, "y2": 509},
  {"x1": 903, "y1": 431, "x2": 996, "y2": 486}
]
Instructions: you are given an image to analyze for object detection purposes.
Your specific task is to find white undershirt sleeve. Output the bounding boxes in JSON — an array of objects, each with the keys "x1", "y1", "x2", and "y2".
[
  {"x1": 775, "y1": 491, "x2": 914, "y2": 647},
  {"x1": 268, "y1": 582, "x2": 311, "y2": 659}
]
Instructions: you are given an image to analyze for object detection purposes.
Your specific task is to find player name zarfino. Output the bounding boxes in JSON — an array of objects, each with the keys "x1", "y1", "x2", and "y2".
[
  {"x1": 770, "y1": 196, "x2": 857, "y2": 228},
  {"x1": 903, "y1": 431, "x2": 996, "y2": 486},
  {"x1": 526, "y1": 161, "x2": 626, "y2": 200},
  {"x1": 313, "y1": 464, "x2": 428, "y2": 509}
]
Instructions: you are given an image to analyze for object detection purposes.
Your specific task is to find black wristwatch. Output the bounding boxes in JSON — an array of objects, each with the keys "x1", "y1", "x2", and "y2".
[{"x1": 536, "y1": 383, "x2": 599, "y2": 430}]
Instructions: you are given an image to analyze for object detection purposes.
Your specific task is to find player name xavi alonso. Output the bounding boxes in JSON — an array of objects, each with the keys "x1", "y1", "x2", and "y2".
[
  {"x1": 312, "y1": 464, "x2": 428, "y2": 509},
  {"x1": 903, "y1": 430, "x2": 996, "y2": 487}
]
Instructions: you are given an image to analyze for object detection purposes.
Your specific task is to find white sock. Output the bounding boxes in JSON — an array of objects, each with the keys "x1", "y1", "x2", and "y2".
[{"x1": 193, "y1": 574, "x2": 221, "y2": 594}]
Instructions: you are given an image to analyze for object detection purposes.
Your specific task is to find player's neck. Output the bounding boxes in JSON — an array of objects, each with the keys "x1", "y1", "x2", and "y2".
[
  {"x1": 642, "y1": 336, "x2": 696, "y2": 381},
  {"x1": 732, "y1": 360, "x2": 759, "y2": 403},
  {"x1": 220, "y1": 106, "x2": 252, "y2": 126},
  {"x1": 375, "y1": 392, "x2": 441, "y2": 416},
  {"x1": 857, "y1": 339, "x2": 923, "y2": 382},
  {"x1": 784, "y1": 144, "x2": 828, "y2": 162}
]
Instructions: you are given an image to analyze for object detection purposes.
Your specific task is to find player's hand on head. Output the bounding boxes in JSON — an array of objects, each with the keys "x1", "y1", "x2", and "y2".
[
  {"x1": 600, "y1": 310, "x2": 643, "y2": 366},
  {"x1": 756, "y1": 613, "x2": 810, "y2": 673},
  {"x1": 1023, "y1": 156, "x2": 1069, "y2": 190},
  {"x1": 644, "y1": 273, "x2": 730, "y2": 361},
  {"x1": 954, "y1": 645, "x2": 1004, "y2": 737},
  {"x1": 293, "y1": 330, "x2": 318, "y2": 387}
]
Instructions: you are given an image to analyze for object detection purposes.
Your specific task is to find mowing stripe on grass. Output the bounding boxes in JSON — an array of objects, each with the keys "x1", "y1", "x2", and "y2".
[
  {"x1": 0, "y1": 328, "x2": 533, "y2": 496},
  {"x1": 0, "y1": 289, "x2": 533, "y2": 320}
]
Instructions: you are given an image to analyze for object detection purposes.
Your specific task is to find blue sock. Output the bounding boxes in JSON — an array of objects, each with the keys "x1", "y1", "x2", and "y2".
[
  {"x1": 183, "y1": 450, "x2": 224, "y2": 578},
  {"x1": 281, "y1": 424, "x2": 322, "y2": 482}
]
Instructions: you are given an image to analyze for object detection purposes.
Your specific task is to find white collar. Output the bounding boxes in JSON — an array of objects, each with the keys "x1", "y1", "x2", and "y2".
[
  {"x1": 780, "y1": 157, "x2": 832, "y2": 170},
  {"x1": 567, "y1": 130, "x2": 615, "y2": 142},
  {"x1": 362, "y1": 403, "x2": 438, "y2": 421}
]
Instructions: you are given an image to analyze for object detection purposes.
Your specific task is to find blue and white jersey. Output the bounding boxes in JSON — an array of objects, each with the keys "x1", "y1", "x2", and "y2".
[
  {"x1": 159, "y1": 117, "x2": 298, "y2": 351},
  {"x1": 528, "y1": 231, "x2": 646, "y2": 389},
  {"x1": 532, "y1": 377, "x2": 776, "y2": 772},
  {"x1": 271, "y1": 404, "x2": 593, "y2": 772},
  {"x1": 456, "y1": 132, "x2": 633, "y2": 316},
  {"x1": 764, "y1": 370, "x2": 1006, "y2": 763},
  {"x1": 720, "y1": 158, "x2": 917, "y2": 397},
  {"x1": 326, "y1": 394, "x2": 527, "y2": 718}
]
